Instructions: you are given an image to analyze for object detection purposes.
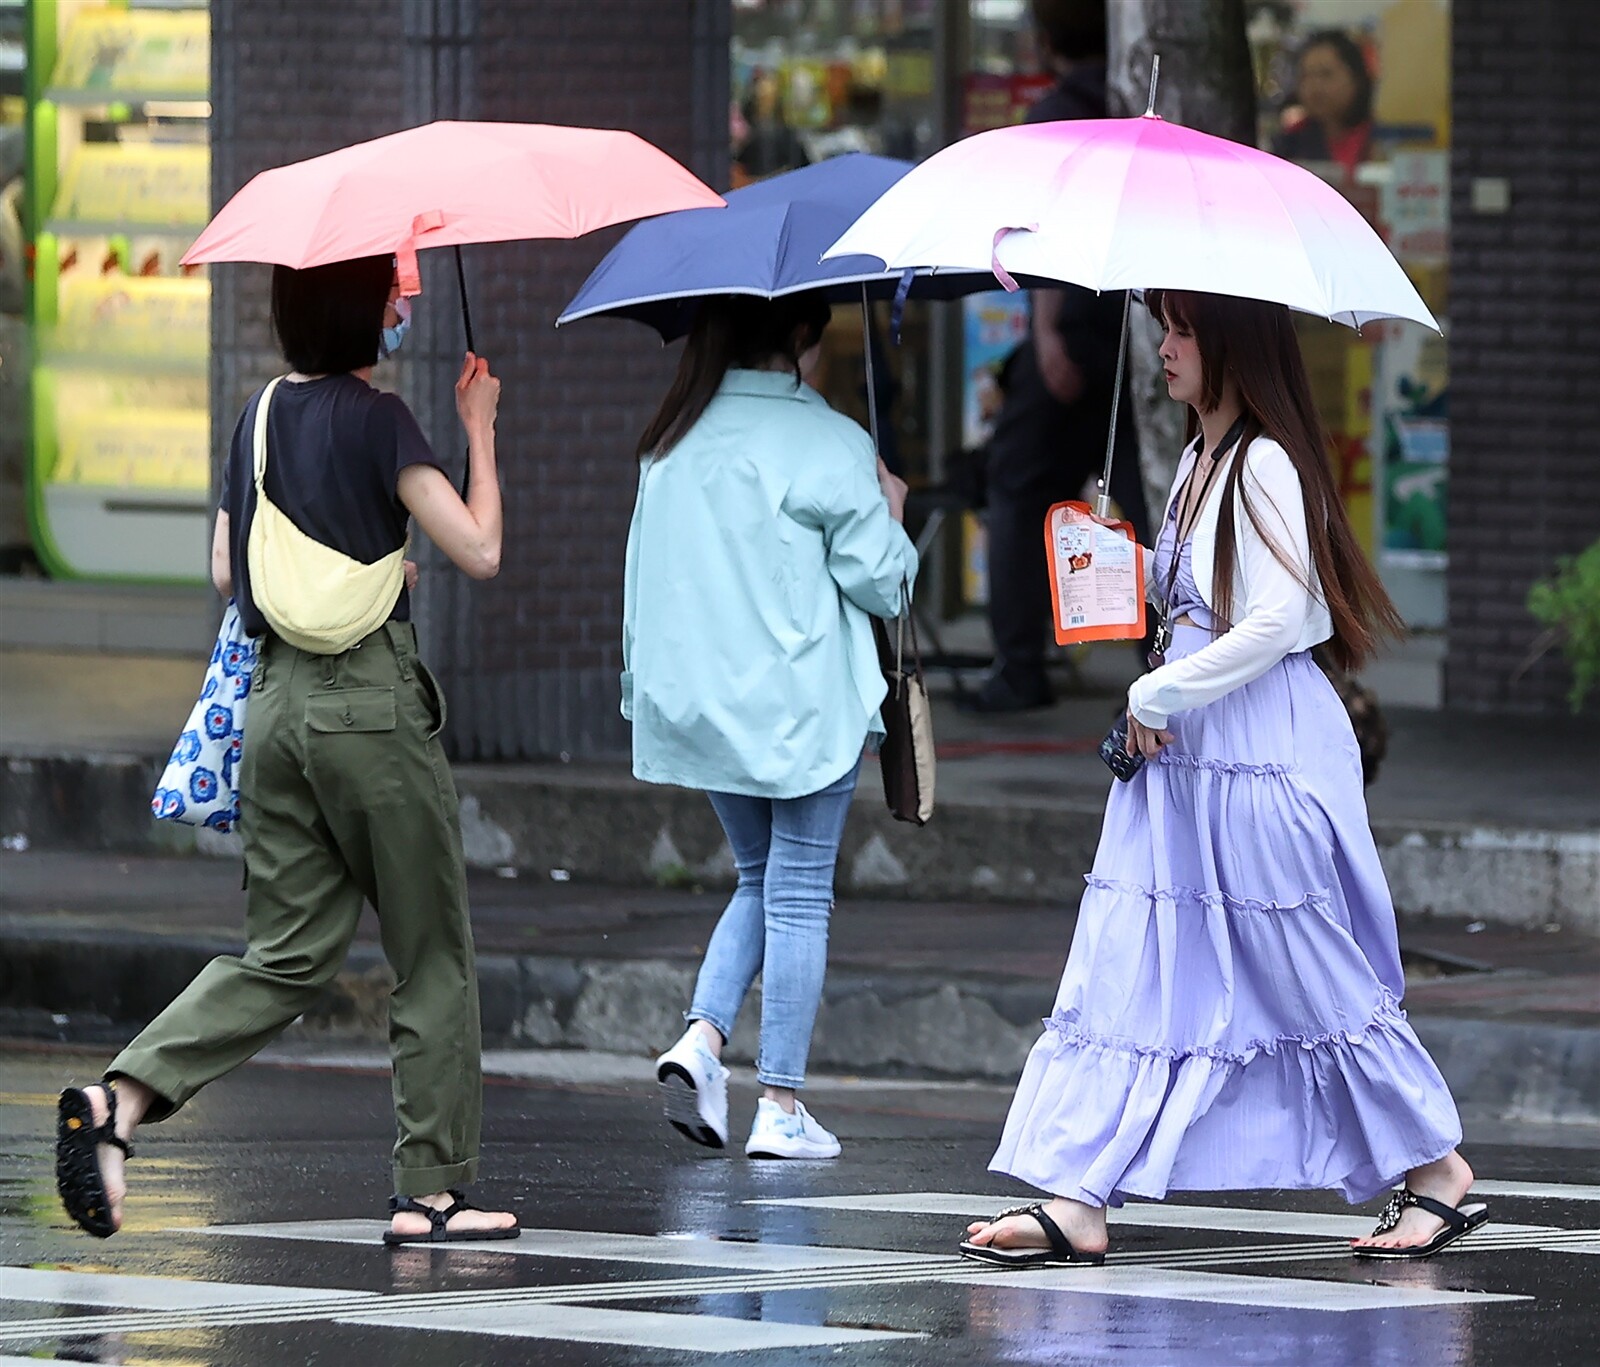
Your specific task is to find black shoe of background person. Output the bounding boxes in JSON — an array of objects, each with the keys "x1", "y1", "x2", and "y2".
[{"x1": 956, "y1": 669, "x2": 1056, "y2": 714}]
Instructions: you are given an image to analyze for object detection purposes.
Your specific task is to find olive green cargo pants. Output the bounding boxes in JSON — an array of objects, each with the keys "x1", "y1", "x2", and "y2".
[{"x1": 110, "y1": 622, "x2": 482, "y2": 1196}]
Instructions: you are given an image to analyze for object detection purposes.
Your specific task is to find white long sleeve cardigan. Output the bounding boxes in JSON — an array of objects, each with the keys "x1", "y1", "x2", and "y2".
[{"x1": 1127, "y1": 434, "x2": 1334, "y2": 730}]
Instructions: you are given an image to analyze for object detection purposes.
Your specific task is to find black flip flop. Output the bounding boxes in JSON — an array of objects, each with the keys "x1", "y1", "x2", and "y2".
[
  {"x1": 958, "y1": 1202, "x2": 1107, "y2": 1268},
  {"x1": 383, "y1": 1190, "x2": 522, "y2": 1245},
  {"x1": 56, "y1": 1083, "x2": 132, "y2": 1239},
  {"x1": 1351, "y1": 1189, "x2": 1490, "y2": 1260}
]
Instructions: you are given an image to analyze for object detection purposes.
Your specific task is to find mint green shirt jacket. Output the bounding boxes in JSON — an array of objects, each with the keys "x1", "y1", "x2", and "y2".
[{"x1": 621, "y1": 369, "x2": 919, "y2": 799}]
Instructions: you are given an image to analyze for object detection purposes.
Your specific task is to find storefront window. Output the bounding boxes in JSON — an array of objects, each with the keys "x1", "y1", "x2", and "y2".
[
  {"x1": 22, "y1": 0, "x2": 211, "y2": 583},
  {"x1": 730, "y1": 0, "x2": 941, "y2": 487},
  {"x1": 731, "y1": 0, "x2": 939, "y2": 179},
  {"x1": 0, "y1": 0, "x2": 29, "y2": 571},
  {"x1": 1250, "y1": 0, "x2": 1451, "y2": 627}
]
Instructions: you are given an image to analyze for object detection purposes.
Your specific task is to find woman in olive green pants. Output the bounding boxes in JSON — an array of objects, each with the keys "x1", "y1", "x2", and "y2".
[{"x1": 55, "y1": 256, "x2": 517, "y2": 1243}]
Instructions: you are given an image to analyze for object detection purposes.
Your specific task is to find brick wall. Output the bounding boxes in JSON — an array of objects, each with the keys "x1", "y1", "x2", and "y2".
[
  {"x1": 210, "y1": 1, "x2": 728, "y2": 758},
  {"x1": 1446, "y1": 1, "x2": 1600, "y2": 713}
]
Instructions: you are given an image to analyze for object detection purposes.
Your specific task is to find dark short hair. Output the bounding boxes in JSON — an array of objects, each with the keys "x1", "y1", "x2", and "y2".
[
  {"x1": 1030, "y1": 0, "x2": 1107, "y2": 62},
  {"x1": 1299, "y1": 29, "x2": 1374, "y2": 127},
  {"x1": 270, "y1": 255, "x2": 392, "y2": 375}
]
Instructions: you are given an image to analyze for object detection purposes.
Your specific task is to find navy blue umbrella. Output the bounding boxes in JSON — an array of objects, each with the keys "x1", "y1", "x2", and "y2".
[{"x1": 557, "y1": 153, "x2": 1044, "y2": 342}]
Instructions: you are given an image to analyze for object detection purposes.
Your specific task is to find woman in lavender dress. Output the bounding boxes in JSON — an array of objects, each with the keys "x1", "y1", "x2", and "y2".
[{"x1": 962, "y1": 290, "x2": 1484, "y2": 1266}]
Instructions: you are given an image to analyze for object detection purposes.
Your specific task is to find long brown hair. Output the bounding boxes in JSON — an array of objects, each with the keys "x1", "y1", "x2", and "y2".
[
  {"x1": 637, "y1": 292, "x2": 832, "y2": 458},
  {"x1": 1146, "y1": 288, "x2": 1402, "y2": 673}
]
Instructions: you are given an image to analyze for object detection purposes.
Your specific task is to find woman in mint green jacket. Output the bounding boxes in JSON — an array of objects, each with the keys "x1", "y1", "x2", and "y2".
[{"x1": 625, "y1": 292, "x2": 917, "y2": 1161}]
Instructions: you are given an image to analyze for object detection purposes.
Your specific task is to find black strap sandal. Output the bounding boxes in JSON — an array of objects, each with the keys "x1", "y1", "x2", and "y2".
[
  {"x1": 56, "y1": 1082, "x2": 134, "y2": 1239},
  {"x1": 382, "y1": 1189, "x2": 522, "y2": 1246},
  {"x1": 1351, "y1": 1188, "x2": 1489, "y2": 1260},
  {"x1": 958, "y1": 1202, "x2": 1107, "y2": 1268}
]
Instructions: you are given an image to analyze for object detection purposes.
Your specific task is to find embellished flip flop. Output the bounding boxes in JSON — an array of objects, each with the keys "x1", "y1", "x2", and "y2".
[
  {"x1": 958, "y1": 1202, "x2": 1107, "y2": 1268},
  {"x1": 383, "y1": 1190, "x2": 522, "y2": 1246},
  {"x1": 56, "y1": 1082, "x2": 132, "y2": 1239},
  {"x1": 1351, "y1": 1189, "x2": 1490, "y2": 1260}
]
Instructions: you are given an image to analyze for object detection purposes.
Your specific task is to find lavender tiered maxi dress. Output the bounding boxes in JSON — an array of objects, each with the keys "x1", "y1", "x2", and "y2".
[{"x1": 990, "y1": 522, "x2": 1462, "y2": 1207}]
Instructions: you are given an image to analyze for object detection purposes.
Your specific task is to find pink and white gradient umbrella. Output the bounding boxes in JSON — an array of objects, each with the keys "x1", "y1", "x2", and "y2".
[{"x1": 824, "y1": 108, "x2": 1436, "y2": 332}]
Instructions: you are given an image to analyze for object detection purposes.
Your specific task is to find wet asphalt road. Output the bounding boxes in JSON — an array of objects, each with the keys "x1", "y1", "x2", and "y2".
[{"x1": 3, "y1": 1043, "x2": 1600, "y2": 1366}]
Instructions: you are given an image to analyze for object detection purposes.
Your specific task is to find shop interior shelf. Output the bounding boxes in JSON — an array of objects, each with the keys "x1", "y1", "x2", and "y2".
[
  {"x1": 40, "y1": 354, "x2": 207, "y2": 377},
  {"x1": 48, "y1": 482, "x2": 209, "y2": 512},
  {"x1": 44, "y1": 218, "x2": 208, "y2": 238},
  {"x1": 42, "y1": 86, "x2": 208, "y2": 108}
]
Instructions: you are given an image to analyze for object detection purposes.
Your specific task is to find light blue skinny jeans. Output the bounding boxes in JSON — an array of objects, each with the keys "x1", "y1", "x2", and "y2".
[{"x1": 688, "y1": 757, "x2": 862, "y2": 1089}]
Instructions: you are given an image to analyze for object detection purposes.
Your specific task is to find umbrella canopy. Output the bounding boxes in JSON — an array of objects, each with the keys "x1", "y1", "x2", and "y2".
[
  {"x1": 182, "y1": 120, "x2": 725, "y2": 294},
  {"x1": 825, "y1": 113, "x2": 1437, "y2": 332},
  {"x1": 558, "y1": 153, "x2": 1048, "y2": 341}
]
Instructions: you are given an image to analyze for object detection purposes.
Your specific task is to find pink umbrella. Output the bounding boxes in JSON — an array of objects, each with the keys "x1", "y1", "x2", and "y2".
[
  {"x1": 825, "y1": 78, "x2": 1433, "y2": 331},
  {"x1": 183, "y1": 119, "x2": 725, "y2": 302},
  {"x1": 826, "y1": 60, "x2": 1434, "y2": 515},
  {"x1": 185, "y1": 121, "x2": 722, "y2": 490}
]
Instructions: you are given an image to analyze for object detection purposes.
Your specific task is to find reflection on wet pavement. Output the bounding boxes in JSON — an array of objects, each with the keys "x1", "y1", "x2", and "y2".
[{"x1": 0, "y1": 1046, "x2": 1593, "y2": 1365}]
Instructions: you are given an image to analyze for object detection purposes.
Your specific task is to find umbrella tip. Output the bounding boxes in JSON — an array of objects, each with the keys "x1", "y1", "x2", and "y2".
[{"x1": 1144, "y1": 54, "x2": 1162, "y2": 117}]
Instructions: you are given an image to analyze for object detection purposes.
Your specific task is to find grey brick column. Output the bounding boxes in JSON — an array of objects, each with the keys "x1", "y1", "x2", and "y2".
[
  {"x1": 1446, "y1": 1, "x2": 1600, "y2": 714},
  {"x1": 209, "y1": 1, "x2": 729, "y2": 757}
]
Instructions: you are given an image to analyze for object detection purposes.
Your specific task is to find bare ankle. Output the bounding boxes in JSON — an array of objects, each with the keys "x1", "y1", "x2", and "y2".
[
  {"x1": 107, "y1": 1078, "x2": 154, "y2": 1136},
  {"x1": 763, "y1": 1087, "x2": 797, "y2": 1114}
]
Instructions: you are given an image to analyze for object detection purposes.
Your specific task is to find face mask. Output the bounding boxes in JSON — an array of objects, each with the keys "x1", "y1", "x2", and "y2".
[{"x1": 378, "y1": 296, "x2": 412, "y2": 360}]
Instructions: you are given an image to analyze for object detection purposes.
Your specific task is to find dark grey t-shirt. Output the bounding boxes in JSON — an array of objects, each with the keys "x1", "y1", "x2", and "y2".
[{"x1": 220, "y1": 374, "x2": 443, "y2": 639}]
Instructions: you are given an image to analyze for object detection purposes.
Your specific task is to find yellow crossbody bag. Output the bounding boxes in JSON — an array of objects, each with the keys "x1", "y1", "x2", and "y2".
[{"x1": 246, "y1": 376, "x2": 406, "y2": 655}]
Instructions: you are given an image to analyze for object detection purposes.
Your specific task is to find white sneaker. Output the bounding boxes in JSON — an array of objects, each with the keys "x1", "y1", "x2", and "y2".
[
  {"x1": 744, "y1": 1097, "x2": 842, "y2": 1160},
  {"x1": 655, "y1": 1027, "x2": 729, "y2": 1149}
]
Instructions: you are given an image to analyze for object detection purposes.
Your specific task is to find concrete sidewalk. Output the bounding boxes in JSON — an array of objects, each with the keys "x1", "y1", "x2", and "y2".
[
  {"x1": 3, "y1": 848, "x2": 1599, "y2": 1129},
  {"x1": 3, "y1": 642, "x2": 1597, "y2": 931}
]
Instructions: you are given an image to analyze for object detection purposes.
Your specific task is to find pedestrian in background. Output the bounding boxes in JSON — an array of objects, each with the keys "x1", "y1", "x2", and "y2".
[
  {"x1": 962, "y1": 289, "x2": 1482, "y2": 1266},
  {"x1": 964, "y1": 0, "x2": 1151, "y2": 714},
  {"x1": 625, "y1": 292, "x2": 917, "y2": 1160},
  {"x1": 1273, "y1": 29, "x2": 1376, "y2": 179},
  {"x1": 55, "y1": 255, "x2": 519, "y2": 1245}
]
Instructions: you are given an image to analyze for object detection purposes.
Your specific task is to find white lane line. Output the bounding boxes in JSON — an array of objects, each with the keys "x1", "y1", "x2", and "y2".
[
  {"x1": 335, "y1": 1303, "x2": 919, "y2": 1351},
  {"x1": 948, "y1": 1266, "x2": 1529, "y2": 1311},
  {"x1": 192, "y1": 1221, "x2": 946, "y2": 1271},
  {"x1": 1471, "y1": 1181, "x2": 1600, "y2": 1202},
  {"x1": 750, "y1": 1193, "x2": 1557, "y2": 1238},
  {"x1": 0, "y1": 1266, "x2": 377, "y2": 1312},
  {"x1": 0, "y1": 1266, "x2": 970, "y2": 1344}
]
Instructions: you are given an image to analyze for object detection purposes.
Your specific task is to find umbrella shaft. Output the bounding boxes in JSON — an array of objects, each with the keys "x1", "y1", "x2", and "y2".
[
  {"x1": 1095, "y1": 289, "x2": 1133, "y2": 519},
  {"x1": 860, "y1": 284, "x2": 882, "y2": 454}
]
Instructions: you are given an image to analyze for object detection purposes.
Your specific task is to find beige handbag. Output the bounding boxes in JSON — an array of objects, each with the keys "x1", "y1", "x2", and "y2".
[
  {"x1": 246, "y1": 377, "x2": 406, "y2": 655},
  {"x1": 872, "y1": 581, "x2": 935, "y2": 825}
]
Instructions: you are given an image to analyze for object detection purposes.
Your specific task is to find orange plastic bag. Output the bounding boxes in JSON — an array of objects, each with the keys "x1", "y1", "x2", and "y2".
[{"x1": 1044, "y1": 500, "x2": 1147, "y2": 645}]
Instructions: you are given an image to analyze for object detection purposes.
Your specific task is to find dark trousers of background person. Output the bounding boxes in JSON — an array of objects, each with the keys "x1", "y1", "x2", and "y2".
[{"x1": 985, "y1": 443, "x2": 1152, "y2": 704}]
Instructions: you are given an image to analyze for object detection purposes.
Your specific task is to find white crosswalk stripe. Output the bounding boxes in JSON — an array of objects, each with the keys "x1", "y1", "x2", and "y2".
[
  {"x1": 193, "y1": 1219, "x2": 947, "y2": 1270},
  {"x1": 750, "y1": 1191, "x2": 1558, "y2": 1238},
  {"x1": 0, "y1": 1266, "x2": 376, "y2": 1312},
  {"x1": 6, "y1": 1182, "x2": 1596, "y2": 1354}
]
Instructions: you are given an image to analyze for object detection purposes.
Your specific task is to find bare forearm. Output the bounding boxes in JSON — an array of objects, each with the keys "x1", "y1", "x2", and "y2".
[{"x1": 460, "y1": 425, "x2": 503, "y2": 577}]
